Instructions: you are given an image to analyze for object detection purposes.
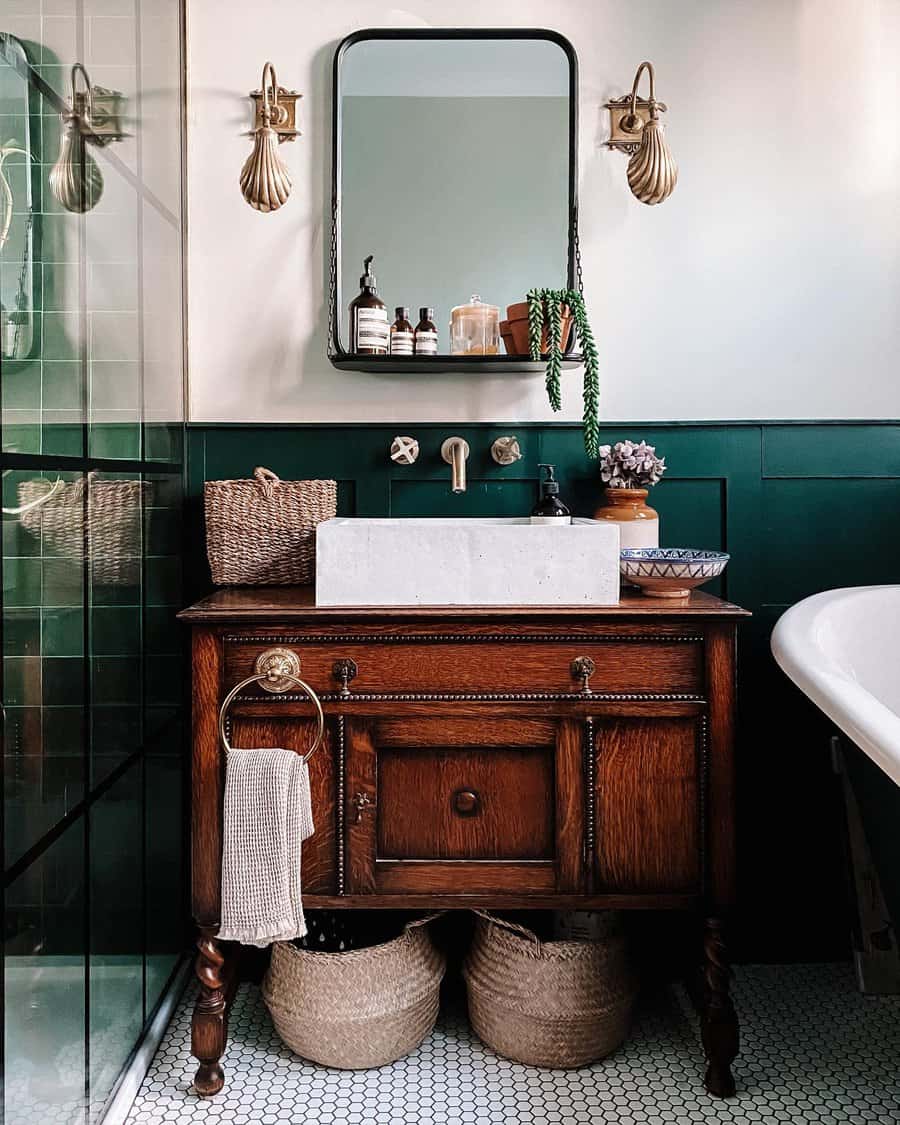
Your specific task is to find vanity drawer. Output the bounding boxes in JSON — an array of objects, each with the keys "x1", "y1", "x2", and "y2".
[{"x1": 223, "y1": 634, "x2": 704, "y2": 697}]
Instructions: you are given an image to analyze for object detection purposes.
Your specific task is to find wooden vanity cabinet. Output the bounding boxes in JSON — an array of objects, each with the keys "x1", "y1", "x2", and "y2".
[{"x1": 180, "y1": 587, "x2": 748, "y2": 1100}]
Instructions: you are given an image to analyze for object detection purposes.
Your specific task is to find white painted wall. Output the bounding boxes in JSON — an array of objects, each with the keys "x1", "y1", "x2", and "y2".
[{"x1": 186, "y1": 0, "x2": 900, "y2": 423}]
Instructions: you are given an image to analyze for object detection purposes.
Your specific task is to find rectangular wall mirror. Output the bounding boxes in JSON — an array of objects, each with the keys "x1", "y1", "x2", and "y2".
[{"x1": 330, "y1": 29, "x2": 578, "y2": 371}]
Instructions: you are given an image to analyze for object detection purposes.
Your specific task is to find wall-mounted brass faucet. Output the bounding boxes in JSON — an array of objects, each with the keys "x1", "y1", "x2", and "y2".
[{"x1": 441, "y1": 437, "x2": 470, "y2": 494}]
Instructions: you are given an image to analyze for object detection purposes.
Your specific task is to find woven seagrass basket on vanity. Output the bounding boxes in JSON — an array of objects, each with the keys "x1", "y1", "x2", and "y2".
[
  {"x1": 204, "y1": 466, "x2": 336, "y2": 586},
  {"x1": 18, "y1": 474, "x2": 147, "y2": 586},
  {"x1": 262, "y1": 914, "x2": 446, "y2": 1069},
  {"x1": 463, "y1": 911, "x2": 636, "y2": 1068}
]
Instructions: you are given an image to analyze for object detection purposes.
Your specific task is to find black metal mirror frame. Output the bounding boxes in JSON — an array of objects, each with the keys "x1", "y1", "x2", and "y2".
[{"x1": 328, "y1": 27, "x2": 579, "y2": 367}]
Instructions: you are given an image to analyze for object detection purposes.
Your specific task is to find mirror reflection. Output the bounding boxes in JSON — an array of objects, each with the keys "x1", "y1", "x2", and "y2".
[
  {"x1": 337, "y1": 35, "x2": 572, "y2": 356},
  {"x1": 0, "y1": 34, "x2": 35, "y2": 361}
]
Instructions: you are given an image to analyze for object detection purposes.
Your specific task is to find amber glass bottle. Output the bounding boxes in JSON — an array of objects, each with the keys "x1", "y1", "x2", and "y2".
[
  {"x1": 349, "y1": 255, "x2": 388, "y2": 354},
  {"x1": 414, "y1": 307, "x2": 438, "y2": 355},
  {"x1": 390, "y1": 307, "x2": 414, "y2": 356}
]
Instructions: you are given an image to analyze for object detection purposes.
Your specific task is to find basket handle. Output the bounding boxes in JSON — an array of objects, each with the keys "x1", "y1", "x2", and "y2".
[
  {"x1": 253, "y1": 466, "x2": 280, "y2": 499},
  {"x1": 403, "y1": 911, "x2": 447, "y2": 937},
  {"x1": 472, "y1": 909, "x2": 542, "y2": 954},
  {"x1": 1, "y1": 476, "x2": 63, "y2": 516}
]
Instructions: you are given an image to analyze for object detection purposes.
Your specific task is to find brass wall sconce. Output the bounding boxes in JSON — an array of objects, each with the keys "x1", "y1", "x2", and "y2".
[
  {"x1": 49, "y1": 63, "x2": 127, "y2": 214},
  {"x1": 240, "y1": 62, "x2": 301, "y2": 213},
  {"x1": 605, "y1": 61, "x2": 677, "y2": 206}
]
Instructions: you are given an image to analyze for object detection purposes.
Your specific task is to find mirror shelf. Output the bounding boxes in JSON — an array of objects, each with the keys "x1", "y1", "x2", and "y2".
[{"x1": 330, "y1": 354, "x2": 584, "y2": 375}]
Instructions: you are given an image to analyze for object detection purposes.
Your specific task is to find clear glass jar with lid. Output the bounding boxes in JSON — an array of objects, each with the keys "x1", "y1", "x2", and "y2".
[{"x1": 449, "y1": 294, "x2": 500, "y2": 356}]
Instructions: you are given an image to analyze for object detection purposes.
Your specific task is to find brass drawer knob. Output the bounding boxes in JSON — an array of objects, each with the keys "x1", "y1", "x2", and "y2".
[
  {"x1": 452, "y1": 789, "x2": 480, "y2": 817},
  {"x1": 571, "y1": 656, "x2": 596, "y2": 694},
  {"x1": 333, "y1": 658, "x2": 358, "y2": 698}
]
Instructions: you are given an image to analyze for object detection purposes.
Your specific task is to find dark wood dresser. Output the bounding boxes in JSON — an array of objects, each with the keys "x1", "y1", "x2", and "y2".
[{"x1": 179, "y1": 587, "x2": 749, "y2": 1098}]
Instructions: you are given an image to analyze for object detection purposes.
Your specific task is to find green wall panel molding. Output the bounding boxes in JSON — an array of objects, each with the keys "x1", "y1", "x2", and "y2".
[{"x1": 186, "y1": 420, "x2": 900, "y2": 961}]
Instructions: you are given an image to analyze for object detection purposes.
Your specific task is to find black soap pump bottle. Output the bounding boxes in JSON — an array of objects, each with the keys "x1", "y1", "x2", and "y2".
[
  {"x1": 531, "y1": 464, "x2": 572, "y2": 525},
  {"x1": 349, "y1": 255, "x2": 389, "y2": 355}
]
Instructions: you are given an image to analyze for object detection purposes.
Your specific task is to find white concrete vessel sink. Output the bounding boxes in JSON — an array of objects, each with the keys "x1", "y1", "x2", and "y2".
[
  {"x1": 316, "y1": 517, "x2": 620, "y2": 607},
  {"x1": 771, "y1": 585, "x2": 900, "y2": 788}
]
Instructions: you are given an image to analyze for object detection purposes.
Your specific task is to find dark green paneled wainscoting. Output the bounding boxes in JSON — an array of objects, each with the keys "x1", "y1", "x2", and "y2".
[{"x1": 186, "y1": 422, "x2": 900, "y2": 962}]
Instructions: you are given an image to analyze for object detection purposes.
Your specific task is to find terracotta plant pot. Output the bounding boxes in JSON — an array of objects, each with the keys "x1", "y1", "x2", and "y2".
[
  {"x1": 502, "y1": 300, "x2": 574, "y2": 358},
  {"x1": 593, "y1": 487, "x2": 659, "y2": 550}
]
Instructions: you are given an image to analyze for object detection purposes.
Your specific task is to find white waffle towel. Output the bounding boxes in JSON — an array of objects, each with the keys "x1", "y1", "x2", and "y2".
[{"x1": 218, "y1": 748, "x2": 315, "y2": 947}]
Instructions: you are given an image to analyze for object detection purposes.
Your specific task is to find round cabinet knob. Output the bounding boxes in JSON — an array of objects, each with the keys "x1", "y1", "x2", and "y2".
[
  {"x1": 391, "y1": 436, "x2": 419, "y2": 465},
  {"x1": 452, "y1": 789, "x2": 480, "y2": 817},
  {"x1": 491, "y1": 436, "x2": 522, "y2": 466}
]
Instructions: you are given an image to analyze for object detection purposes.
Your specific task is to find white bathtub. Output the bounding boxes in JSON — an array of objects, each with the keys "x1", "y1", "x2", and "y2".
[{"x1": 771, "y1": 585, "x2": 900, "y2": 789}]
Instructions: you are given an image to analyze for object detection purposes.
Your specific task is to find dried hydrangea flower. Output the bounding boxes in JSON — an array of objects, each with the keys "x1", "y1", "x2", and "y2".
[{"x1": 598, "y1": 440, "x2": 666, "y2": 488}]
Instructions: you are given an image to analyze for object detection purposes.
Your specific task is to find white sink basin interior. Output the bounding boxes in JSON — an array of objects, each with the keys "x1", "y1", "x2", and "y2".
[{"x1": 316, "y1": 517, "x2": 620, "y2": 607}]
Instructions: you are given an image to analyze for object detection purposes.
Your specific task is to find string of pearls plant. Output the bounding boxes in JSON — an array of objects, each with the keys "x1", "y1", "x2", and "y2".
[{"x1": 526, "y1": 288, "x2": 600, "y2": 458}]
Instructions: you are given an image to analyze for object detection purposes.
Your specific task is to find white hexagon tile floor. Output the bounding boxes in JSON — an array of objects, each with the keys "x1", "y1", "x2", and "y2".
[{"x1": 126, "y1": 963, "x2": 900, "y2": 1125}]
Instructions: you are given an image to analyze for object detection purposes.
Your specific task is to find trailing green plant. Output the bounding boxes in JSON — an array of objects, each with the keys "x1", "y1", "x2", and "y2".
[{"x1": 526, "y1": 287, "x2": 600, "y2": 458}]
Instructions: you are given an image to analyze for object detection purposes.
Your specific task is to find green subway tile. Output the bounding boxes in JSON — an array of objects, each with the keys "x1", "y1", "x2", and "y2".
[
  {"x1": 92, "y1": 706, "x2": 141, "y2": 768},
  {"x1": 91, "y1": 656, "x2": 141, "y2": 707},
  {"x1": 41, "y1": 417, "x2": 84, "y2": 457},
  {"x1": 144, "y1": 474, "x2": 183, "y2": 510},
  {"x1": 3, "y1": 512, "x2": 41, "y2": 558},
  {"x1": 91, "y1": 606, "x2": 141, "y2": 656},
  {"x1": 42, "y1": 705, "x2": 85, "y2": 757},
  {"x1": 144, "y1": 424, "x2": 184, "y2": 464},
  {"x1": 146, "y1": 556, "x2": 181, "y2": 607},
  {"x1": 43, "y1": 656, "x2": 85, "y2": 706},
  {"x1": 144, "y1": 508, "x2": 181, "y2": 556},
  {"x1": 2, "y1": 362, "x2": 41, "y2": 410},
  {"x1": 42, "y1": 558, "x2": 84, "y2": 607},
  {"x1": 39, "y1": 213, "x2": 80, "y2": 264},
  {"x1": 3, "y1": 656, "x2": 40, "y2": 706},
  {"x1": 145, "y1": 652, "x2": 180, "y2": 707},
  {"x1": 40, "y1": 262, "x2": 79, "y2": 308},
  {"x1": 42, "y1": 607, "x2": 85, "y2": 656},
  {"x1": 40, "y1": 311, "x2": 81, "y2": 361},
  {"x1": 144, "y1": 606, "x2": 179, "y2": 654},
  {"x1": 4, "y1": 558, "x2": 42, "y2": 607},
  {"x1": 89, "y1": 422, "x2": 141, "y2": 461},
  {"x1": 2, "y1": 420, "x2": 41, "y2": 454},
  {"x1": 3, "y1": 609, "x2": 40, "y2": 656},
  {"x1": 42, "y1": 361, "x2": 84, "y2": 409},
  {"x1": 144, "y1": 706, "x2": 180, "y2": 747}
]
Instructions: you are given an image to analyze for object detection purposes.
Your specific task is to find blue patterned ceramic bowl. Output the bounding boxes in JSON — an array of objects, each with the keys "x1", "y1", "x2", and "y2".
[{"x1": 620, "y1": 548, "x2": 730, "y2": 598}]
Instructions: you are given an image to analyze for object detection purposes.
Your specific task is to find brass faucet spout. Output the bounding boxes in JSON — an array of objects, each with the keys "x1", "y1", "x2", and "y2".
[{"x1": 441, "y1": 437, "x2": 470, "y2": 494}]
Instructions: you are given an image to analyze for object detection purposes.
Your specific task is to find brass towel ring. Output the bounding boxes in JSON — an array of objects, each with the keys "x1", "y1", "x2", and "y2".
[{"x1": 218, "y1": 671, "x2": 325, "y2": 764}]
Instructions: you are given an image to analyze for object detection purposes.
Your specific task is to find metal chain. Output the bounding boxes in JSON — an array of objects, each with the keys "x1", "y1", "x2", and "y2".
[
  {"x1": 573, "y1": 200, "x2": 584, "y2": 296},
  {"x1": 326, "y1": 194, "x2": 338, "y2": 357},
  {"x1": 10, "y1": 208, "x2": 33, "y2": 357}
]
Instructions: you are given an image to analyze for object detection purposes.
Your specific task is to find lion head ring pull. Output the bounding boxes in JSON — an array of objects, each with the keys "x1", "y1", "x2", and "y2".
[
  {"x1": 218, "y1": 647, "x2": 325, "y2": 763},
  {"x1": 571, "y1": 656, "x2": 596, "y2": 694}
]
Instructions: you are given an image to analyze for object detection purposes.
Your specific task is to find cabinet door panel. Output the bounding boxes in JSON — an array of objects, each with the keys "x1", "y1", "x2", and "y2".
[
  {"x1": 594, "y1": 716, "x2": 701, "y2": 894},
  {"x1": 378, "y1": 746, "x2": 554, "y2": 860},
  {"x1": 229, "y1": 716, "x2": 336, "y2": 894},
  {"x1": 346, "y1": 716, "x2": 583, "y2": 895}
]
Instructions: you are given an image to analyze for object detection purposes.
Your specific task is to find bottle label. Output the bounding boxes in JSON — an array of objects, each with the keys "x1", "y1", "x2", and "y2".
[
  {"x1": 391, "y1": 330, "x2": 414, "y2": 356},
  {"x1": 356, "y1": 307, "x2": 389, "y2": 349},
  {"x1": 414, "y1": 330, "x2": 438, "y2": 355}
]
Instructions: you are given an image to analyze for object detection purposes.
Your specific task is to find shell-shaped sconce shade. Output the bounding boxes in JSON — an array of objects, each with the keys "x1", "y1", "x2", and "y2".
[
  {"x1": 49, "y1": 121, "x2": 103, "y2": 214},
  {"x1": 626, "y1": 118, "x2": 677, "y2": 205},
  {"x1": 240, "y1": 124, "x2": 292, "y2": 213}
]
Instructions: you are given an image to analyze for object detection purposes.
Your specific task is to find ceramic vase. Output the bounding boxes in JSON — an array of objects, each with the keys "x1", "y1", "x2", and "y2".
[{"x1": 593, "y1": 487, "x2": 659, "y2": 549}]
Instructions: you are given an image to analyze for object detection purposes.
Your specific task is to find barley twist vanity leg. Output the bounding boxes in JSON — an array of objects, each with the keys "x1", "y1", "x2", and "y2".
[
  {"x1": 701, "y1": 917, "x2": 739, "y2": 1097},
  {"x1": 191, "y1": 928, "x2": 235, "y2": 1096}
]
